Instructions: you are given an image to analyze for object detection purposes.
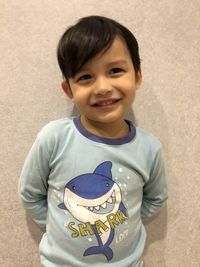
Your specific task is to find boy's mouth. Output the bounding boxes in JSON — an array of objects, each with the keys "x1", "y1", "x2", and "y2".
[{"x1": 91, "y1": 99, "x2": 121, "y2": 107}]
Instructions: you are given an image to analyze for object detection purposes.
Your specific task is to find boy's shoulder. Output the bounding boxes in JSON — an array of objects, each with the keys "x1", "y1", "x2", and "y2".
[
  {"x1": 37, "y1": 117, "x2": 73, "y2": 140},
  {"x1": 135, "y1": 126, "x2": 162, "y2": 151}
]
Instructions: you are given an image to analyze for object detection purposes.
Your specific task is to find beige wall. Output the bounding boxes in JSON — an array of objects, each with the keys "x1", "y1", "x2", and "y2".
[{"x1": 1, "y1": 1, "x2": 199, "y2": 266}]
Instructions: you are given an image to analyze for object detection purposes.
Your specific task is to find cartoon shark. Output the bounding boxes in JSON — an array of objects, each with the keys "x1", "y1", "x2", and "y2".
[{"x1": 58, "y1": 161, "x2": 127, "y2": 261}]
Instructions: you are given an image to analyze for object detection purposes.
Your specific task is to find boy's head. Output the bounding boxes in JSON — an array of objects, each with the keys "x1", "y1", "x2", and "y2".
[{"x1": 57, "y1": 15, "x2": 141, "y2": 80}]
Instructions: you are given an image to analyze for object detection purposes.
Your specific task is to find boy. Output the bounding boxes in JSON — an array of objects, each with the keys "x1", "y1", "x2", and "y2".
[{"x1": 19, "y1": 16, "x2": 168, "y2": 267}]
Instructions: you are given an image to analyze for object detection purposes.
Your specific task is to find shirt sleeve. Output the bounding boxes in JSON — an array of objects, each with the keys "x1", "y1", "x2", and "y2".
[
  {"x1": 19, "y1": 134, "x2": 51, "y2": 229},
  {"x1": 141, "y1": 148, "x2": 168, "y2": 219}
]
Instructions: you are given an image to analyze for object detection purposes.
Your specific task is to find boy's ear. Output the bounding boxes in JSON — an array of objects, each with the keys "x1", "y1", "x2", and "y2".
[
  {"x1": 135, "y1": 69, "x2": 142, "y2": 90},
  {"x1": 61, "y1": 81, "x2": 74, "y2": 99}
]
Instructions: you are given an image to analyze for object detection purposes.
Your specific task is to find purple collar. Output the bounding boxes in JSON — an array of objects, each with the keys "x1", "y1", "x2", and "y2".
[{"x1": 73, "y1": 116, "x2": 136, "y2": 145}]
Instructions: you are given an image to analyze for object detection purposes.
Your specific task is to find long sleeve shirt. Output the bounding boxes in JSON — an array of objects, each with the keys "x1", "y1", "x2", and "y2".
[{"x1": 19, "y1": 116, "x2": 168, "y2": 267}]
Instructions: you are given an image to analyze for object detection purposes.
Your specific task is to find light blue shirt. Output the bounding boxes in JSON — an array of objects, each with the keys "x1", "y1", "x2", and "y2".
[{"x1": 19, "y1": 116, "x2": 168, "y2": 267}]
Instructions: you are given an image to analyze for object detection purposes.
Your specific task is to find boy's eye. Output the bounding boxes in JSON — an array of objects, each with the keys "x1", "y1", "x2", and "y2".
[
  {"x1": 110, "y1": 68, "x2": 124, "y2": 75},
  {"x1": 78, "y1": 74, "x2": 91, "y2": 82}
]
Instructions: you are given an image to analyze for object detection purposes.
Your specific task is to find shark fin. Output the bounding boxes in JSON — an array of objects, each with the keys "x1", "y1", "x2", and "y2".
[
  {"x1": 83, "y1": 245, "x2": 113, "y2": 261},
  {"x1": 94, "y1": 161, "x2": 112, "y2": 179}
]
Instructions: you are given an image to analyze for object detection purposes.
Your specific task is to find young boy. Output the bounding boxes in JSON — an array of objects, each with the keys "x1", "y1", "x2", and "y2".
[{"x1": 19, "y1": 16, "x2": 168, "y2": 267}]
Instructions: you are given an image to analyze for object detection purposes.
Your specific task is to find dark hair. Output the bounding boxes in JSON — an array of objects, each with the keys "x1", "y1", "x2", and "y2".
[{"x1": 57, "y1": 15, "x2": 141, "y2": 80}]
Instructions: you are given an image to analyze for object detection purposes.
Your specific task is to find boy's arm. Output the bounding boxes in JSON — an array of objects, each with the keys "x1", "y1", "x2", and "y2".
[
  {"x1": 141, "y1": 148, "x2": 168, "y2": 219},
  {"x1": 19, "y1": 135, "x2": 50, "y2": 229}
]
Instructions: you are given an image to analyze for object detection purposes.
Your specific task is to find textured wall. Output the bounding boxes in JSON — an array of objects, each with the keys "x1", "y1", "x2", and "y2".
[{"x1": 1, "y1": 1, "x2": 199, "y2": 266}]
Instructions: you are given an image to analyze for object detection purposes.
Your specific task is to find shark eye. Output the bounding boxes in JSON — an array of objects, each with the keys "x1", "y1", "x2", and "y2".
[
  {"x1": 72, "y1": 185, "x2": 76, "y2": 190},
  {"x1": 106, "y1": 182, "x2": 110, "y2": 187}
]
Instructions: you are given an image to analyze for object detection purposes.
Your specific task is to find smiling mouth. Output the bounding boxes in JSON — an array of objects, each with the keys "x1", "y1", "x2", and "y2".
[
  {"x1": 83, "y1": 191, "x2": 116, "y2": 214},
  {"x1": 92, "y1": 99, "x2": 120, "y2": 107}
]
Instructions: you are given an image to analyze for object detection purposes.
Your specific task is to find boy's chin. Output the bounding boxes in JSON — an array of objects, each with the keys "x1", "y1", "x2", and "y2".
[{"x1": 83, "y1": 115, "x2": 125, "y2": 125}]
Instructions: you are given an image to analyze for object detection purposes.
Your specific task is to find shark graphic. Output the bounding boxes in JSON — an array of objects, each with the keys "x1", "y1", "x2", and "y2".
[{"x1": 58, "y1": 161, "x2": 127, "y2": 261}]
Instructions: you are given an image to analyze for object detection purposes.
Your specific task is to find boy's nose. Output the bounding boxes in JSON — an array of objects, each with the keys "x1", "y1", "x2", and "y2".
[{"x1": 94, "y1": 77, "x2": 113, "y2": 95}]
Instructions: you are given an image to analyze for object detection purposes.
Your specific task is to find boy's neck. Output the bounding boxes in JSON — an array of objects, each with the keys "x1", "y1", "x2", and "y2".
[{"x1": 80, "y1": 115, "x2": 130, "y2": 139}]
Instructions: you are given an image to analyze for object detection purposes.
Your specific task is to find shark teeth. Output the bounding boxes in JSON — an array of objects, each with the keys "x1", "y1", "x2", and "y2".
[
  {"x1": 101, "y1": 202, "x2": 107, "y2": 209},
  {"x1": 85, "y1": 192, "x2": 115, "y2": 212},
  {"x1": 95, "y1": 205, "x2": 101, "y2": 211},
  {"x1": 107, "y1": 196, "x2": 113, "y2": 204}
]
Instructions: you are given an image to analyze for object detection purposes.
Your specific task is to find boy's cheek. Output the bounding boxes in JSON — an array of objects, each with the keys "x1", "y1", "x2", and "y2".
[{"x1": 72, "y1": 94, "x2": 86, "y2": 106}]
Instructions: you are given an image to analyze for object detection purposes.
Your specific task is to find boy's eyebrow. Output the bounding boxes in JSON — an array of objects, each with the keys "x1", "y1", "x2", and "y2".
[{"x1": 107, "y1": 59, "x2": 128, "y2": 66}]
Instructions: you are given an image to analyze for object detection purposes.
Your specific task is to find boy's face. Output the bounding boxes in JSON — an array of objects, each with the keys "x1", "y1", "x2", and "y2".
[{"x1": 62, "y1": 36, "x2": 142, "y2": 131}]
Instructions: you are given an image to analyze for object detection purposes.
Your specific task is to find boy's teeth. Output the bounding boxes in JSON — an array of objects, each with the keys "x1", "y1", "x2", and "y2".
[{"x1": 96, "y1": 100, "x2": 115, "y2": 106}]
